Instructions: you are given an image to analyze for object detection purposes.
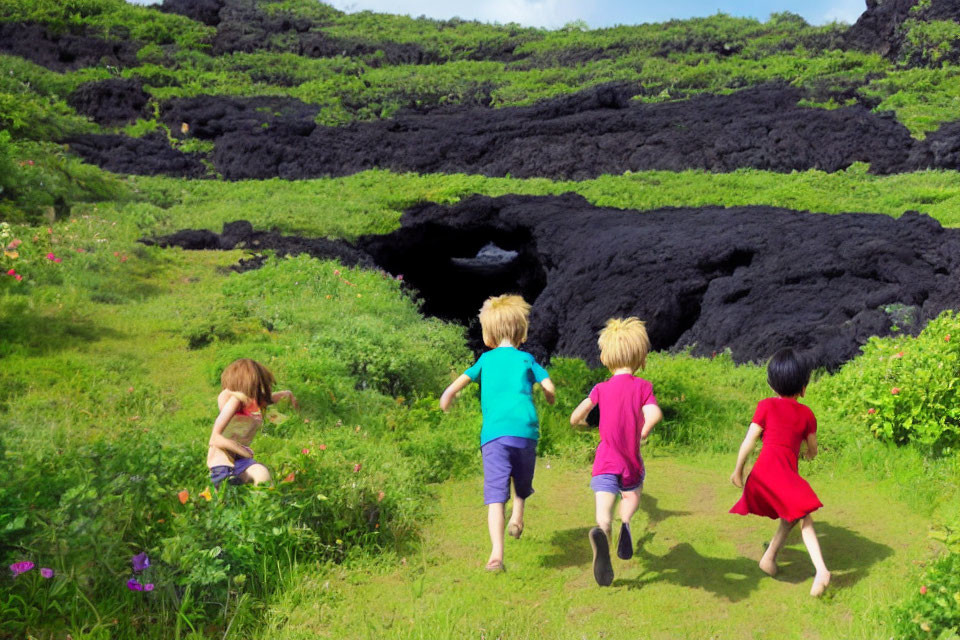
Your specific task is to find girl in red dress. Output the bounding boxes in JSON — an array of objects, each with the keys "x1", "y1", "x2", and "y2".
[{"x1": 729, "y1": 348, "x2": 830, "y2": 597}]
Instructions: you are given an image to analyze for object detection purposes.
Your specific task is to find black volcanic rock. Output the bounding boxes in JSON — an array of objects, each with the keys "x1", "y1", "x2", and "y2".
[
  {"x1": 0, "y1": 22, "x2": 138, "y2": 72},
  {"x1": 68, "y1": 78, "x2": 150, "y2": 126},
  {"x1": 63, "y1": 132, "x2": 207, "y2": 178}
]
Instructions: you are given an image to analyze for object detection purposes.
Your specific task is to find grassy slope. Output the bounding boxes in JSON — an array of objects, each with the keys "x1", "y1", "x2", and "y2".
[{"x1": 263, "y1": 457, "x2": 939, "y2": 639}]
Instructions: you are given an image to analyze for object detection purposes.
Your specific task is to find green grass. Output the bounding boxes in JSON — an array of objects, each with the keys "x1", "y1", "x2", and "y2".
[{"x1": 260, "y1": 455, "x2": 945, "y2": 639}]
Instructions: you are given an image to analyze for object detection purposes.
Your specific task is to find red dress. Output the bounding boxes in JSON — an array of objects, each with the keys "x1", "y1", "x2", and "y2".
[{"x1": 730, "y1": 397, "x2": 823, "y2": 522}]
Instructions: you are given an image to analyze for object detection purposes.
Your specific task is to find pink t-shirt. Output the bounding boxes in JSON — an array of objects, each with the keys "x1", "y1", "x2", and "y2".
[{"x1": 589, "y1": 374, "x2": 658, "y2": 488}]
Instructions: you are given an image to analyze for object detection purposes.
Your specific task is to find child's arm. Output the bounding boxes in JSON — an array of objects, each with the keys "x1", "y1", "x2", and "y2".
[
  {"x1": 570, "y1": 397, "x2": 595, "y2": 426},
  {"x1": 539, "y1": 378, "x2": 556, "y2": 405},
  {"x1": 803, "y1": 432, "x2": 818, "y2": 460},
  {"x1": 639, "y1": 404, "x2": 663, "y2": 445},
  {"x1": 439, "y1": 374, "x2": 472, "y2": 412},
  {"x1": 271, "y1": 389, "x2": 298, "y2": 409},
  {"x1": 730, "y1": 423, "x2": 763, "y2": 488},
  {"x1": 209, "y1": 395, "x2": 254, "y2": 458}
]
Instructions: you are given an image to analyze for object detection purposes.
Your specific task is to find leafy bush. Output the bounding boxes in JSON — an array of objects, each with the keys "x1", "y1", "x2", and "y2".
[
  {"x1": 818, "y1": 311, "x2": 960, "y2": 454},
  {"x1": 892, "y1": 546, "x2": 960, "y2": 639},
  {"x1": 900, "y1": 19, "x2": 960, "y2": 67}
]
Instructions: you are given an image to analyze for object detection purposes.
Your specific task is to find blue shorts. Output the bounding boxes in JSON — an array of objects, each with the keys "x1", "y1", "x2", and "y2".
[
  {"x1": 481, "y1": 436, "x2": 537, "y2": 505},
  {"x1": 590, "y1": 472, "x2": 644, "y2": 494},
  {"x1": 210, "y1": 457, "x2": 259, "y2": 488}
]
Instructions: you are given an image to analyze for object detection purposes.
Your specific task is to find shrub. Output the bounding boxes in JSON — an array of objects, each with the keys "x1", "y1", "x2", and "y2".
[
  {"x1": 892, "y1": 548, "x2": 960, "y2": 639},
  {"x1": 819, "y1": 311, "x2": 960, "y2": 454}
]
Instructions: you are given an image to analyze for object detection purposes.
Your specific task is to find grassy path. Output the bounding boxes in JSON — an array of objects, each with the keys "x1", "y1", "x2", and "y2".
[{"x1": 265, "y1": 455, "x2": 939, "y2": 639}]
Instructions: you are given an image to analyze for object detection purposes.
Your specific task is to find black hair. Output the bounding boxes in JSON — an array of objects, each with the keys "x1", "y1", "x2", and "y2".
[{"x1": 766, "y1": 348, "x2": 810, "y2": 397}]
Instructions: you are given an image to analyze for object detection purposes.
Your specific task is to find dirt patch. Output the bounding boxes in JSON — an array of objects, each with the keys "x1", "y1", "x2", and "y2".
[
  {"x1": 68, "y1": 78, "x2": 150, "y2": 126},
  {"x1": 63, "y1": 132, "x2": 207, "y2": 178},
  {"x1": 0, "y1": 22, "x2": 139, "y2": 72},
  {"x1": 147, "y1": 196, "x2": 960, "y2": 371},
  {"x1": 208, "y1": 83, "x2": 936, "y2": 180}
]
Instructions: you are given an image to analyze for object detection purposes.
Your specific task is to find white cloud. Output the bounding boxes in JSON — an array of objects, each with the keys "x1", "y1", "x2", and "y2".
[
  {"x1": 327, "y1": 0, "x2": 588, "y2": 28},
  {"x1": 822, "y1": 0, "x2": 865, "y2": 24}
]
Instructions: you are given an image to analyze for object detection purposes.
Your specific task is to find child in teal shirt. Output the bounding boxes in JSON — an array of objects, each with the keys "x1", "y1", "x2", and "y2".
[{"x1": 440, "y1": 294, "x2": 556, "y2": 572}]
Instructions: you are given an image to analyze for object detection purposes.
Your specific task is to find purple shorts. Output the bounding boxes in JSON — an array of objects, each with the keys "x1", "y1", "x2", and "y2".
[
  {"x1": 210, "y1": 457, "x2": 259, "y2": 487},
  {"x1": 481, "y1": 436, "x2": 537, "y2": 505},
  {"x1": 590, "y1": 472, "x2": 644, "y2": 494}
]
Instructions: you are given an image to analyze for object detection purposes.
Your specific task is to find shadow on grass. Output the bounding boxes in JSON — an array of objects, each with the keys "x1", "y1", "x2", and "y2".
[
  {"x1": 614, "y1": 521, "x2": 892, "y2": 600},
  {"x1": 541, "y1": 492, "x2": 692, "y2": 569},
  {"x1": 0, "y1": 305, "x2": 120, "y2": 359}
]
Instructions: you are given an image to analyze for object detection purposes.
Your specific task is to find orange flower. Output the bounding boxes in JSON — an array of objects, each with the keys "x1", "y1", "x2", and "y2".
[
  {"x1": 867, "y1": 408, "x2": 876, "y2": 414},
  {"x1": 319, "y1": 444, "x2": 327, "y2": 450},
  {"x1": 377, "y1": 491, "x2": 385, "y2": 502},
  {"x1": 177, "y1": 490, "x2": 189, "y2": 504},
  {"x1": 282, "y1": 472, "x2": 296, "y2": 483},
  {"x1": 946, "y1": 334, "x2": 952, "y2": 342},
  {"x1": 891, "y1": 387, "x2": 901, "y2": 395}
]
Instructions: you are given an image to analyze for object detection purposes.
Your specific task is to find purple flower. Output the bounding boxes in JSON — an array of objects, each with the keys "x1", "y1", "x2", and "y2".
[
  {"x1": 40, "y1": 568, "x2": 54, "y2": 579},
  {"x1": 127, "y1": 578, "x2": 144, "y2": 591},
  {"x1": 10, "y1": 561, "x2": 34, "y2": 577},
  {"x1": 132, "y1": 552, "x2": 150, "y2": 572},
  {"x1": 144, "y1": 583, "x2": 154, "y2": 591}
]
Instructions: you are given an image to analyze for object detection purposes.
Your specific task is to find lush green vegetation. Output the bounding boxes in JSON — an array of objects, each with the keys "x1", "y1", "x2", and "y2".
[{"x1": 2, "y1": 0, "x2": 960, "y2": 637}]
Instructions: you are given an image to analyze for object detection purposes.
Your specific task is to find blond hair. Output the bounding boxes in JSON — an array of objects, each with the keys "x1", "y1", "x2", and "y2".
[
  {"x1": 221, "y1": 358, "x2": 276, "y2": 408},
  {"x1": 598, "y1": 317, "x2": 650, "y2": 372},
  {"x1": 479, "y1": 294, "x2": 531, "y2": 348}
]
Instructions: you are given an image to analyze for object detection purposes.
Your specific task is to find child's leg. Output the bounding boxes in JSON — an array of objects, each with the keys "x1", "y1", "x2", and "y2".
[
  {"x1": 507, "y1": 440, "x2": 536, "y2": 538},
  {"x1": 759, "y1": 518, "x2": 795, "y2": 576},
  {"x1": 488, "y1": 503, "x2": 506, "y2": 568},
  {"x1": 238, "y1": 463, "x2": 271, "y2": 486},
  {"x1": 800, "y1": 515, "x2": 831, "y2": 596},
  {"x1": 481, "y1": 440, "x2": 513, "y2": 568},
  {"x1": 594, "y1": 491, "x2": 617, "y2": 542},
  {"x1": 508, "y1": 496, "x2": 525, "y2": 536},
  {"x1": 618, "y1": 489, "x2": 641, "y2": 528}
]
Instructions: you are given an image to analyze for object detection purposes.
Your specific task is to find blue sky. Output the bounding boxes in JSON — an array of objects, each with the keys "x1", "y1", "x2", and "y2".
[
  {"x1": 128, "y1": 0, "x2": 868, "y2": 29},
  {"x1": 321, "y1": 0, "x2": 868, "y2": 28}
]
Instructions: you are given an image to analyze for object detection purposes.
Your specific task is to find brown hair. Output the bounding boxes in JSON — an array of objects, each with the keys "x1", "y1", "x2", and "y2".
[
  {"x1": 479, "y1": 294, "x2": 531, "y2": 348},
  {"x1": 221, "y1": 358, "x2": 275, "y2": 408},
  {"x1": 598, "y1": 317, "x2": 651, "y2": 372}
]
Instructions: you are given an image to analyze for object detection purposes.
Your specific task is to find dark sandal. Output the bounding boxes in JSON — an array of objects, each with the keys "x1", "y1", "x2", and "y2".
[
  {"x1": 589, "y1": 527, "x2": 614, "y2": 586},
  {"x1": 617, "y1": 523, "x2": 633, "y2": 560}
]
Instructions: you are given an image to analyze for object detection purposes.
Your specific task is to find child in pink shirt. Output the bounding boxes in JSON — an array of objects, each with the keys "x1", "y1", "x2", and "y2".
[{"x1": 570, "y1": 317, "x2": 663, "y2": 586}]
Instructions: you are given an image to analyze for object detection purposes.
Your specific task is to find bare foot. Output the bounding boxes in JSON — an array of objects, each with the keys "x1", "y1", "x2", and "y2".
[
  {"x1": 810, "y1": 570, "x2": 831, "y2": 597},
  {"x1": 507, "y1": 521, "x2": 524, "y2": 539},
  {"x1": 485, "y1": 557, "x2": 505, "y2": 572},
  {"x1": 759, "y1": 554, "x2": 778, "y2": 577}
]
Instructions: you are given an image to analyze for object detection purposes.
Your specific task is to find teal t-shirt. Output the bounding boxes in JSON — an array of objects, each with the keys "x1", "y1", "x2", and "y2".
[{"x1": 464, "y1": 346, "x2": 550, "y2": 446}]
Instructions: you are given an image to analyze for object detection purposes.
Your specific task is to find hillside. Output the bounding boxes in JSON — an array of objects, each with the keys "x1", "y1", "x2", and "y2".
[{"x1": 2, "y1": 1, "x2": 960, "y2": 638}]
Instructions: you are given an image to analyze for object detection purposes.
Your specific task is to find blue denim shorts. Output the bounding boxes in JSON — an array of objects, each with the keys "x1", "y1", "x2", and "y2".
[
  {"x1": 481, "y1": 436, "x2": 537, "y2": 505},
  {"x1": 210, "y1": 457, "x2": 259, "y2": 488},
  {"x1": 590, "y1": 472, "x2": 644, "y2": 494}
]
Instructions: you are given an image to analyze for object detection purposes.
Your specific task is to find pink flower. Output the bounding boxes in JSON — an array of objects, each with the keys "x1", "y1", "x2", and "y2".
[
  {"x1": 920, "y1": 585, "x2": 927, "y2": 595},
  {"x1": 75, "y1": 247, "x2": 86, "y2": 253},
  {"x1": 14, "y1": 275, "x2": 22, "y2": 281},
  {"x1": 40, "y1": 568, "x2": 54, "y2": 579},
  {"x1": 301, "y1": 448, "x2": 310, "y2": 455},
  {"x1": 319, "y1": 444, "x2": 327, "y2": 450},
  {"x1": 10, "y1": 561, "x2": 34, "y2": 577},
  {"x1": 867, "y1": 408, "x2": 876, "y2": 415},
  {"x1": 27, "y1": 160, "x2": 34, "y2": 166},
  {"x1": 7, "y1": 239, "x2": 21, "y2": 249},
  {"x1": 144, "y1": 583, "x2": 154, "y2": 591},
  {"x1": 353, "y1": 463, "x2": 362, "y2": 473},
  {"x1": 396, "y1": 274, "x2": 403, "y2": 281},
  {"x1": 120, "y1": 255, "x2": 128, "y2": 263},
  {"x1": 333, "y1": 269, "x2": 341, "y2": 276},
  {"x1": 891, "y1": 387, "x2": 901, "y2": 395},
  {"x1": 46, "y1": 253, "x2": 56, "y2": 261},
  {"x1": 6, "y1": 268, "x2": 14, "y2": 276},
  {"x1": 46, "y1": 228, "x2": 52, "y2": 235},
  {"x1": 53, "y1": 258, "x2": 62, "y2": 263}
]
